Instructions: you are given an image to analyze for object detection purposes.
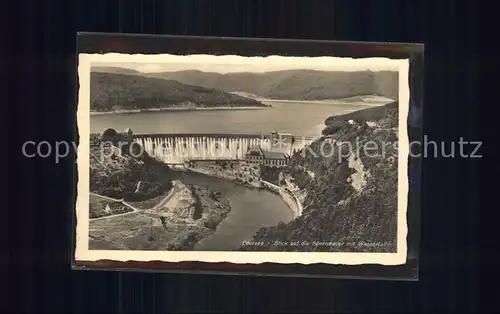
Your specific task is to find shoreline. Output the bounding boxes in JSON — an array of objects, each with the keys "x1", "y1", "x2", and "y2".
[
  {"x1": 173, "y1": 166, "x2": 303, "y2": 219},
  {"x1": 174, "y1": 166, "x2": 262, "y2": 189},
  {"x1": 89, "y1": 95, "x2": 395, "y2": 116},
  {"x1": 260, "y1": 180, "x2": 303, "y2": 219},
  {"x1": 90, "y1": 106, "x2": 269, "y2": 115},
  {"x1": 259, "y1": 95, "x2": 395, "y2": 105}
]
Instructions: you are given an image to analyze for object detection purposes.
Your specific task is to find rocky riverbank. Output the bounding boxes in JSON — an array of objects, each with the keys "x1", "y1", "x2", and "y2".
[{"x1": 181, "y1": 161, "x2": 263, "y2": 189}]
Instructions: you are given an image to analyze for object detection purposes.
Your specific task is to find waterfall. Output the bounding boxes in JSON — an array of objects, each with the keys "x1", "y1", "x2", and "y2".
[
  {"x1": 134, "y1": 135, "x2": 277, "y2": 164},
  {"x1": 132, "y1": 134, "x2": 316, "y2": 164}
]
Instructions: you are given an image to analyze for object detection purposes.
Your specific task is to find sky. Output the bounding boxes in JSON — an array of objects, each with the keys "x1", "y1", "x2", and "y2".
[{"x1": 88, "y1": 54, "x2": 405, "y2": 74}]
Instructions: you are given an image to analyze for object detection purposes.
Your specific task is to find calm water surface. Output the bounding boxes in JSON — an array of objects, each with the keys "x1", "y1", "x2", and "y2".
[{"x1": 90, "y1": 101, "x2": 375, "y2": 136}]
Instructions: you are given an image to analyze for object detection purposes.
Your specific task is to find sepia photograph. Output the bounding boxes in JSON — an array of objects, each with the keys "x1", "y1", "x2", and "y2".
[{"x1": 76, "y1": 53, "x2": 410, "y2": 265}]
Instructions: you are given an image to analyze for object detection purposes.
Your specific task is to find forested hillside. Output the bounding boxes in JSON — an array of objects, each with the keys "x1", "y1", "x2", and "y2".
[
  {"x1": 241, "y1": 102, "x2": 399, "y2": 252},
  {"x1": 89, "y1": 135, "x2": 175, "y2": 201},
  {"x1": 90, "y1": 72, "x2": 267, "y2": 112},
  {"x1": 322, "y1": 101, "x2": 398, "y2": 135}
]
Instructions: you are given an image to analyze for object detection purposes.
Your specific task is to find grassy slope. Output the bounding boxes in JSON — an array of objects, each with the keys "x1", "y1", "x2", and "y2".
[
  {"x1": 240, "y1": 102, "x2": 399, "y2": 252},
  {"x1": 149, "y1": 69, "x2": 399, "y2": 101},
  {"x1": 90, "y1": 72, "x2": 267, "y2": 112}
]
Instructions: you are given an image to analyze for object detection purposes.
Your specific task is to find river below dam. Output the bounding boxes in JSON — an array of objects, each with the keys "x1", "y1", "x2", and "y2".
[{"x1": 177, "y1": 171, "x2": 293, "y2": 251}]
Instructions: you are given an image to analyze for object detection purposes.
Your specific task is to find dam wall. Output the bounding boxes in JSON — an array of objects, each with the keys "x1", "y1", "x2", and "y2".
[
  {"x1": 133, "y1": 133, "x2": 313, "y2": 164},
  {"x1": 135, "y1": 135, "x2": 272, "y2": 163}
]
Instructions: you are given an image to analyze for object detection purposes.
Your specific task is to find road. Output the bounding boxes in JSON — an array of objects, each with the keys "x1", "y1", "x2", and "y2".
[
  {"x1": 89, "y1": 183, "x2": 179, "y2": 221},
  {"x1": 89, "y1": 192, "x2": 122, "y2": 202}
]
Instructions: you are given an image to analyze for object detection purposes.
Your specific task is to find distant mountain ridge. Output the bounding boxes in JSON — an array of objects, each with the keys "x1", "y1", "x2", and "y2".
[
  {"x1": 92, "y1": 66, "x2": 141, "y2": 75},
  {"x1": 90, "y1": 72, "x2": 267, "y2": 112},
  {"x1": 91, "y1": 67, "x2": 399, "y2": 101},
  {"x1": 149, "y1": 69, "x2": 399, "y2": 101}
]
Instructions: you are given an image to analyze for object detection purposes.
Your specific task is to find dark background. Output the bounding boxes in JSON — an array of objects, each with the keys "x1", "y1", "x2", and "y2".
[
  {"x1": 75, "y1": 34, "x2": 422, "y2": 281},
  {"x1": 6, "y1": 0, "x2": 485, "y2": 313}
]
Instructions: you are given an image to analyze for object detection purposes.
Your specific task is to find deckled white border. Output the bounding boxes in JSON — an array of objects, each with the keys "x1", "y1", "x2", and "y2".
[{"x1": 75, "y1": 53, "x2": 409, "y2": 265}]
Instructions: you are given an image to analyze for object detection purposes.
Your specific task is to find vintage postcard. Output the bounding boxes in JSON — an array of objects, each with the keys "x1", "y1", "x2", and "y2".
[{"x1": 75, "y1": 53, "x2": 409, "y2": 265}]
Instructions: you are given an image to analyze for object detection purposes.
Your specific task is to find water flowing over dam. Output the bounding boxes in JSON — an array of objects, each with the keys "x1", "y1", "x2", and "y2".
[{"x1": 132, "y1": 133, "x2": 312, "y2": 164}]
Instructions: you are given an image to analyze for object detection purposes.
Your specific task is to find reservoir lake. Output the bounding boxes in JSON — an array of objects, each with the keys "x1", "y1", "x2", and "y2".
[{"x1": 90, "y1": 100, "x2": 375, "y2": 137}]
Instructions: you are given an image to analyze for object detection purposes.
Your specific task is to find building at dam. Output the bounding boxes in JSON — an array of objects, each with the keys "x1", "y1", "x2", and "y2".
[{"x1": 245, "y1": 146, "x2": 290, "y2": 168}]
